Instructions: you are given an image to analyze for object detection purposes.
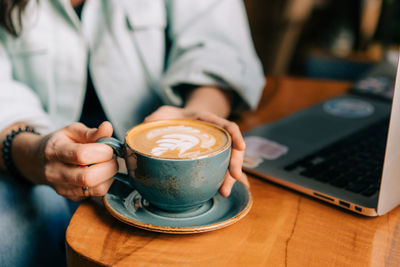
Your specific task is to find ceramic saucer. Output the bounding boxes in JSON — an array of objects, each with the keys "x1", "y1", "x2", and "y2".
[{"x1": 104, "y1": 180, "x2": 252, "y2": 234}]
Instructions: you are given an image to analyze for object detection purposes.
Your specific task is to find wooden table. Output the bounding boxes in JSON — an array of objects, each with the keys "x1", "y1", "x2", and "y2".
[{"x1": 66, "y1": 77, "x2": 400, "y2": 266}]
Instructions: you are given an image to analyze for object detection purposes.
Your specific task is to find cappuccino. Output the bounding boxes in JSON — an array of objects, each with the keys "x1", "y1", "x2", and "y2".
[{"x1": 126, "y1": 120, "x2": 229, "y2": 159}]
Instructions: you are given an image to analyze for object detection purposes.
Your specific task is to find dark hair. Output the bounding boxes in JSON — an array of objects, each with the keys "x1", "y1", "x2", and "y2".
[{"x1": 0, "y1": 0, "x2": 29, "y2": 37}]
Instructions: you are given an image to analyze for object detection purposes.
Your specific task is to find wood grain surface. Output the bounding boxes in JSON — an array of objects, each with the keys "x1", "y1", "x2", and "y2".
[{"x1": 66, "y1": 77, "x2": 400, "y2": 266}]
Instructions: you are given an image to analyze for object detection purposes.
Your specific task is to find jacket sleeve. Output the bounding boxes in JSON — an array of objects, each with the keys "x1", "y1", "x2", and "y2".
[
  {"x1": 159, "y1": 0, "x2": 265, "y2": 111},
  {"x1": 0, "y1": 36, "x2": 54, "y2": 134}
]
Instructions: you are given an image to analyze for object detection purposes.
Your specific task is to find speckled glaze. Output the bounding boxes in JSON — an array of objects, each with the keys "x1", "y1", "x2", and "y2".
[
  {"x1": 97, "y1": 120, "x2": 231, "y2": 212},
  {"x1": 104, "y1": 180, "x2": 252, "y2": 234},
  {"x1": 128, "y1": 145, "x2": 230, "y2": 211}
]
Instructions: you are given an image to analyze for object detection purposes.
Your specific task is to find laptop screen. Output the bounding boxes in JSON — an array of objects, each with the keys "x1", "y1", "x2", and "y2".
[{"x1": 377, "y1": 53, "x2": 400, "y2": 215}]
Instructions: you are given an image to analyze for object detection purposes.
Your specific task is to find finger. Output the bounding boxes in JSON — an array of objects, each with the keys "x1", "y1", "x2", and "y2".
[
  {"x1": 195, "y1": 113, "x2": 246, "y2": 151},
  {"x1": 50, "y1": 142, "x2": 114, "y2": 165},
  {"x1": 223, "y1": 122, "x2": 246, "y2": 151},
  {"x1": 53, "y1": 178, "x2": 114, "y2": 201},
  {"x1": 87, "y1": 178, "x2": 115, "y2": 196},
  {"x1": 229, "y1": 148, "x2": 245, "y2": 181},
  {"x1": 53, "y1": 184, "x2": 85, "y2": 202},
  {"x1": 76, "y1": 178, "x2": 114, "y2": 198},
  {"x1": 224, "y1": 169, "x2": 249, "y2": 191},
  {"x1": 44, "y1": 159, "x2": 117, "y2": 186},
  {"x1": 239, "y1": 172, "x2": 250, "y2": 188},
  {"x1": 65, "y1": 121, "x2": 113, "y2": 143},
  {"x1": 219, "y1": 172, "x2": 236, "y2": 197},
  {"x1": 62, "y1": 159, "x2": 118, "y2": 187}
]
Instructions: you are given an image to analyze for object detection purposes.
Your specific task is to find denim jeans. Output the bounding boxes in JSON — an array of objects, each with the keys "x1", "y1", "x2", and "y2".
[{"x1": 0, "y1": 173, "x2": 71, "y2": 267}]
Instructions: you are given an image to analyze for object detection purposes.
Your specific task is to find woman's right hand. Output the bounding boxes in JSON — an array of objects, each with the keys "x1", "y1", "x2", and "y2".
[{"x1": 12, "y1": 121, "x2": 118, "y2": 201}]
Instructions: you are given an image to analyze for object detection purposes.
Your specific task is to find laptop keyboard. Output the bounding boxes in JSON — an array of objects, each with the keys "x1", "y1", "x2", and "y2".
[{"x1": 284, "y1": 117, "x2": 390, "y2": 197}]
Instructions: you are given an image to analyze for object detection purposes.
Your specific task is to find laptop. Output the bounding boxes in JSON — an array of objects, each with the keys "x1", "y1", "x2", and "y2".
[{"x1": 243, "y1": 52, "x2": 400, "y2": 216}]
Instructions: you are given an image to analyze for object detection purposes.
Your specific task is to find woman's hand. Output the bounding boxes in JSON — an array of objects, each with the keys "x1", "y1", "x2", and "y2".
[
  {"x1": 12, "y1": 121, "x2": 118, "y2": 201},
  {"x1": 144, "y1": 105, "x2": 248, "y2": 197}
]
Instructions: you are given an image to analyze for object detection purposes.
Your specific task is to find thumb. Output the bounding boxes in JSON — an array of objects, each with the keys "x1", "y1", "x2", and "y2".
[
  {"x1": 87, "y1": 121, "x2": 114, "y2": 142},
  {"x1": 66, "y1": 121, "x2": 114, "y2": 143}
]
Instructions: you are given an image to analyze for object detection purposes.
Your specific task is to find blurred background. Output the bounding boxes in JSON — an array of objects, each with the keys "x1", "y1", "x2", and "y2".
[{"x1": 244, "y1": 0, "x2": 400, "y2": 81}]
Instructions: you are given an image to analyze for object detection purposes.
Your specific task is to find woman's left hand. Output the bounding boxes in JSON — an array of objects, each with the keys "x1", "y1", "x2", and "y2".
[{"x1": 144, "y1": 105, "x2": 248, "y2": 197}]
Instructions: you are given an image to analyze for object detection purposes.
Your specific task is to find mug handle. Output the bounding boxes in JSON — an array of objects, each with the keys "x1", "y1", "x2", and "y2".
[{"x1": 97, "y1": 137, "x2": 134, "y2": 189}]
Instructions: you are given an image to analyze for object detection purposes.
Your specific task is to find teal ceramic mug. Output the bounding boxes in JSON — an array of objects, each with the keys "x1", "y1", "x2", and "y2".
[{"x1": 98, "y1": 119, "x2": 231, "y2": 212}]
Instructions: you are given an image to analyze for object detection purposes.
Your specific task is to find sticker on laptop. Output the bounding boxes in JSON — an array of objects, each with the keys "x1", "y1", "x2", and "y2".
[
  {"x1": 243, "y1": 136, "x2": 289, "y2": 168},
  {"x1": 243, "y1": 153, "x2": 264, "y2": 168},
  {"x1": 323, "y1": 98, "x2": 375, "y2": 118}
]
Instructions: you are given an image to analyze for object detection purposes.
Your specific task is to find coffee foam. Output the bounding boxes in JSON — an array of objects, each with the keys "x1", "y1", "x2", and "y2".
[{"x1": 127, "y1": 121, "x2": 229, "y2": 159}]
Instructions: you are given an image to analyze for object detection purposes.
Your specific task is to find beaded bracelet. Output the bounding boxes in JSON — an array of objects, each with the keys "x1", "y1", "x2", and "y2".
[{"x1": 2, "y1": 126, "x2": 40, "y2": 180}]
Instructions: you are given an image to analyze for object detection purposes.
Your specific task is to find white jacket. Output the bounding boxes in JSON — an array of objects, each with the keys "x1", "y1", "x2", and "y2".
[{"x1": 0, "y1": 0, "x2": 265, "y2": 138}]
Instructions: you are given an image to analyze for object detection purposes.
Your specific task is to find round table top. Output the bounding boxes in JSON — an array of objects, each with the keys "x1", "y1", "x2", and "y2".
[{"x1": 66, "y1": 77, "x2": 400, "y2": 266}]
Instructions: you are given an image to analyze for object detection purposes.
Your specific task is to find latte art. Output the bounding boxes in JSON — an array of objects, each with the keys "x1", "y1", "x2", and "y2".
[
  {"x1": 127, "y1": 120, "x2": 229, "y2": 159},
  {"x1": 147, "y1": 126, "x2": 216, "y2": 158}
]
